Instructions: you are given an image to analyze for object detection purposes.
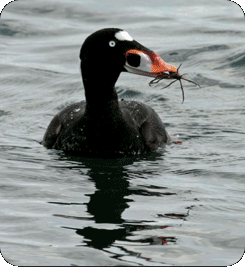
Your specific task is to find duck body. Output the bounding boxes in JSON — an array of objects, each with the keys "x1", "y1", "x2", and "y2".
[
  {"x1": 43, "y1": 28, "x2": 175, "y2": 157},
  {"x1": 43, "y1": 98, "x2": 169, "y2": 157}
]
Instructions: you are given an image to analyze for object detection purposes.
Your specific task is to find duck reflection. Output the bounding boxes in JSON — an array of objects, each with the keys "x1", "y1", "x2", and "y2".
[
  {"x1": 85, "y1": 167, "x2": 131, "y2": 224},
  {"x1": 75, "y1": 159, "x2": 134, "y2": 249},
  {"x1": 52, "y1": 153, "x2": 178, "y2": 262}
]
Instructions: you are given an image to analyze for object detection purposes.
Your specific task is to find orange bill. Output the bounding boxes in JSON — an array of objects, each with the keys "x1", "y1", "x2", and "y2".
[{"x1": 124, "y1": 49, "x2": 178, "y2": 78}]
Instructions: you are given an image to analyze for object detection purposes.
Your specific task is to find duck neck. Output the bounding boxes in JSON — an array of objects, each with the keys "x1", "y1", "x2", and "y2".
[
  {"x1": 85, "y1": 86, "x2": 121, "y2": 118},
  {"x1": 81, "y1": 63, "x2": 122, "y2": 118}
]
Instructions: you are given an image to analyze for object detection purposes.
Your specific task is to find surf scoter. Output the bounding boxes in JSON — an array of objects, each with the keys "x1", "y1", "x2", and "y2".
[{"x1": 43, "y1": 28, "x2": 179, "y2": 157}]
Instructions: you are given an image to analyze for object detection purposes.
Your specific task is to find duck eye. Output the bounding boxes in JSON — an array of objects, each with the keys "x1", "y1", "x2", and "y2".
[{"x1": 109, "y1": 40, "x2": 116, "y2": 47}]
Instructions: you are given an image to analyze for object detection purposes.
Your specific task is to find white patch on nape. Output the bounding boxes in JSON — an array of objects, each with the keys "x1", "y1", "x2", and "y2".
[{"x1": 115, "y1": 30, "x2": 133, "y2": 41}]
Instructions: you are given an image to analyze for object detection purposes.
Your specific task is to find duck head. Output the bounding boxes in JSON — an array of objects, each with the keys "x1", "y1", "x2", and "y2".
[{"x1": 79, "y1": 28, "x2": 177, "y2": 97}]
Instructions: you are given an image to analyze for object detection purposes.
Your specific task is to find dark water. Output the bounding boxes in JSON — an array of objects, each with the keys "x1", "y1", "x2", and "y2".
[{"x1": 1, "y1": 0, "x2": 245, "y2": 265}]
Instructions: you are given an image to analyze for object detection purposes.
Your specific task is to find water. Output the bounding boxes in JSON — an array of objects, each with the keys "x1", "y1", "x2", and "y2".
[{"x1": 1, "y1": 0, "x2": 245, "y2": 265}]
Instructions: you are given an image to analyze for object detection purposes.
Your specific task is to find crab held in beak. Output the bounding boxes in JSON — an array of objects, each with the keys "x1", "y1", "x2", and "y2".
[{"x1": 124, "y1": 48, "x2": 200, "y2": 103}]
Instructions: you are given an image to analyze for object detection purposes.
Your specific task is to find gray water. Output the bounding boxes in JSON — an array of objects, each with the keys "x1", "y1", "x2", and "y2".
[{"x1": 1, "y1": 0, "x2": 245, "y2": 265}]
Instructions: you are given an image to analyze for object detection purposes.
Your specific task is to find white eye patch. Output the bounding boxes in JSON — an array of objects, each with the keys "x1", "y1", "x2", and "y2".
[{"x1": 115, "y1": 30, "x2": 133, "y2": 41}]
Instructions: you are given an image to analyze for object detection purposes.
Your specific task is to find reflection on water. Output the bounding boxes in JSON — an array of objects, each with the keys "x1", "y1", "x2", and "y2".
[{"x1": 48, "y1": 154, "x2": 188, "y2": 264}]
